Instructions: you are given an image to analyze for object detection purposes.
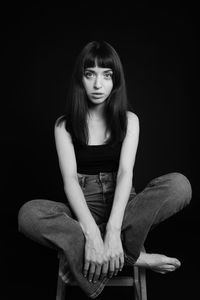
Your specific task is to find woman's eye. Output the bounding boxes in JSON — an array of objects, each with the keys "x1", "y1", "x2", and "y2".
[
  {"x1": 104, "y1": 73, "x2": 113, "y2": 79},
  {"x1": 84, "y1": 71, "x2": 94, "y2": 79}
]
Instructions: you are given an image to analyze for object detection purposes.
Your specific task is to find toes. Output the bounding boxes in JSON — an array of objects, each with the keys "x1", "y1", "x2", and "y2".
[
  {"x1": 168, "y1": 258, "x2": 181, "y2": 268},
  {"x1": 163, "y1": 264, "x2": 176, "y2": 271},
  {"x1": 59, "y1": 260, "x2": 70, "y2": 277},
  {"x1": 152, "y1": 263, "x2": 178, "y2": 274},
  {"x1": 162, "y1": 256, "x2": 181, "y2": 267},
  {"x1": 59, "y1": 265, "x2": 68, "y2": 277},
  {"x1": 60, "y1": 271, "x2": 71, "y2": 283}
]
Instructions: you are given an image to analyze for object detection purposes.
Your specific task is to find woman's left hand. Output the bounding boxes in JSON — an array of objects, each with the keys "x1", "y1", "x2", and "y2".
[{"x1": 103, "y1": 227, "x2": 124, "y2": 278}]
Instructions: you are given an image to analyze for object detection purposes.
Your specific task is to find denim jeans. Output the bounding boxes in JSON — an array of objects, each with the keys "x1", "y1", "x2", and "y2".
[{"x1": 18, "y1": 172, "x2": 192, "y2": 298}]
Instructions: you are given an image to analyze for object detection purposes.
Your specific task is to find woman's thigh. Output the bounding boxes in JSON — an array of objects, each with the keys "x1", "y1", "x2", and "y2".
[
  {"x1": 123, "y1": 172, "x2": 192, "y2": 228},
  {"x1": 18, "y1": 199, "x2": 75, "y2": 247},
  {"x1": 18, "y1": 199, "x2": 74, "y2": 221}
]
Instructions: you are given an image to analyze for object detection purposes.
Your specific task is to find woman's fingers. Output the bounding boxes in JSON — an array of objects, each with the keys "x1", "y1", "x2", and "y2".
[
  {"x1": 88, "y1": 262, "x2": 96, "y2": 282},
  {"x1": 83, "y1": 261, "x2": 102, "y2": 283},
  {"x1": 84, "y1": 256, "x2": 123, "y2": 282},
  {"x1": 114, "y1": 258, "x2": 120, "y2": 276},
  {"x1": 109, "y1": 253, "x2": 124, "y2": 277},
  {"x1": 83, "y1": 260, "x2": 90, "y2": 278},
  {"x1": 92, "y1": 264, "x2": 102, "y2": 283},
  {"x1": 83, "y1": 252, "x2": 124, "y2": 282},
  {"x1": 100, "y1": 261, "x2": 109, "y2": 280},
  {"x1": 108, "y1": 258, "x2": 115, "y2": 278},
  {"x1": 119, "y1": 253, "x2": 124, "y2": 272}
]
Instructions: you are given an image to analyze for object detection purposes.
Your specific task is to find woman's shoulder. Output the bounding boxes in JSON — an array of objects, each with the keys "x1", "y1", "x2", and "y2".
[
  {"x1": 126, "y1": 111, "x2": 139, "y2": 124},
  {"x1": 54, "y1": 115, "x2": 73, "y2": 144},
  {"x1": 55, "y1": 115, "x2": 66, "y2": 128},
  {"x1": 125, "y1": 111, "x2": 139, "y2": 136}
]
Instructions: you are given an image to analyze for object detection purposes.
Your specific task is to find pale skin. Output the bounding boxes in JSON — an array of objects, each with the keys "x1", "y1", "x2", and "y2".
[{"x1": 55, "y1": 65, "x2": 181, "y2": 284}]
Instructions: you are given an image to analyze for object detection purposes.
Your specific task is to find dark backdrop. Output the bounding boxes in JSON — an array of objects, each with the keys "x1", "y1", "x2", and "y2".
[{"x1": 2, "y1": 2, "x2": 198, "y2": 300}]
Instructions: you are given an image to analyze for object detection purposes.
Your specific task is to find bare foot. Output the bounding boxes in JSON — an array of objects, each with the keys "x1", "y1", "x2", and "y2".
[{"x1": 135, "y1": 252, "x2": 181, "y2": 274}]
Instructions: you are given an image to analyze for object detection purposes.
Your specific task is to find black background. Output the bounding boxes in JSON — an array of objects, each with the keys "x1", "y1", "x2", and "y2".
[{"x1": 2, "y1": 1, "x2": 198, "y2": 299}]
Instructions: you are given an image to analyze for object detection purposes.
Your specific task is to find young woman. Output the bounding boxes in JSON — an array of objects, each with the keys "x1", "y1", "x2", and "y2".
[{"x1": 18, "y1": 41, "x2": 192, "y2": 298}]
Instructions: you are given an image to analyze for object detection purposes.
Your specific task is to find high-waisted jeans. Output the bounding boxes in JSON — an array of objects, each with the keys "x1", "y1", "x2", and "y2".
[{"x1": 18, "y1": 172, "x2": 192, "y2": 298}]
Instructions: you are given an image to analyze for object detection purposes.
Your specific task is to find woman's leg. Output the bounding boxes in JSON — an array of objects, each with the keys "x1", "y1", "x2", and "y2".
[
  {"x1": 18, "y1": 199, "x2": 108, "y2": 298},
  {"x1": 121, "y1": 172, "x2": 192, "y2": 271},
  {"x1": 18, "y1": 199, "x2": 75, "y2": 248},
  {"x1": 18, "y1": 199, "x2": 87, "y2": 279}
]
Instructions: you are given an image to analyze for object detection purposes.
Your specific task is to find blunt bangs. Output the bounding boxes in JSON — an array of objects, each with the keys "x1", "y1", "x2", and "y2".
[{"x1": 83, "y1": 53, "x2": 114, "y2": 70}]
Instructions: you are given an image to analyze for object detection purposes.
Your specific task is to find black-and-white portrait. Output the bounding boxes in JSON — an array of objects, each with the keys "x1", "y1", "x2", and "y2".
[{"x1": 2, "y1": 2, "x2": 198, "y2": 300}]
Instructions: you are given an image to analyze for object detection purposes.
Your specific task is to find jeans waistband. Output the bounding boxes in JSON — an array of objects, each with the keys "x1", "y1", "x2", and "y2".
[
  {"x1": 77, "y1": 171, "x2": 117, "y2": 182},
  {"x1": 77, "y1": 172, "x2": 117, "y2": 189}
]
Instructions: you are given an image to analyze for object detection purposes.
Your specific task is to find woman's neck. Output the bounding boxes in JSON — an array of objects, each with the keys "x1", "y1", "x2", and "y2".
[{"x1": 88, "y1": 104, "x2": 106, "y2": 121}]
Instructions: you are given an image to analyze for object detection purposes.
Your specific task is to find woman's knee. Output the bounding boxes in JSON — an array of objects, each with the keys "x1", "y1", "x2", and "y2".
[
  {"x1": 167, "y1": 172, "x2": 192, "y2": 205},
  {"x1": 18, "y1": 199, "x2": 43, "y2": 233}
]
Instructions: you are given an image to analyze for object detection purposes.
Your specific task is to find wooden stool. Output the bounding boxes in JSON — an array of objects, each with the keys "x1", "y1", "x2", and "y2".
[{"x1": 56, "y1": 253, "x2": 147, "y2": 300}]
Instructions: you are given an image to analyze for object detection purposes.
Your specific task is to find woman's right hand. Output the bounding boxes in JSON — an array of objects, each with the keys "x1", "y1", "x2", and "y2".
[{"x1": 83, "y1": 227, "x2": 107, "y2": 283}]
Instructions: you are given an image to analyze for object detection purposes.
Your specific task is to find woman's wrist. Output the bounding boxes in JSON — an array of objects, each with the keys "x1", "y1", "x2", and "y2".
[
  {"x1": 80, "y1": 221, "x2": 100, "y2": 239},
  {"x1": 106, "y1": 221, "x2": 121, "y2": 233}
]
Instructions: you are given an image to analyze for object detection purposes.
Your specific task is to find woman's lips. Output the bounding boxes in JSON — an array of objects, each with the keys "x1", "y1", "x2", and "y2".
[
  {"x1": 91, "y1": 93, "x2": 104, "y2": 98},
  {"x1": 92, "y1": 93, "x2": 104, "y2": 95}
]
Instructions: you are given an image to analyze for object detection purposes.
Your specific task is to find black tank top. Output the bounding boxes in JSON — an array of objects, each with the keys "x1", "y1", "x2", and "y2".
[{"x1": 74, "y1": 142, "x2": 122, "y2": 174}]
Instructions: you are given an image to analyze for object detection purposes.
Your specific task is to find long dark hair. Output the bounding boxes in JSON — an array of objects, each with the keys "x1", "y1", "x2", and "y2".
[{"x1": 58, "y1": 41, "x2": 132, "y2": 146}]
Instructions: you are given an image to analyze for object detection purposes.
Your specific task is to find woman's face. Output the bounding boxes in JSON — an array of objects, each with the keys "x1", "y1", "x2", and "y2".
[{"x1": 82, "y1": 65, "x2": 113, "y2": 105}]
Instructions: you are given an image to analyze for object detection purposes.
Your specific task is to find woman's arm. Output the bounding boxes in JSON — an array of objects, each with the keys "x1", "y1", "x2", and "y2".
[
  {"x1": 54, "y1": 119, "x2": 106, "y2": 282},
  {"x1": 54, "y1": 119, "x2": 97, "y2": 234},
  {"x1": 107, "y1": 111, "x2": 139, "y2": 230},
  {"x1": 103, "y1": 112, "x2": 139, "y2": 278}
]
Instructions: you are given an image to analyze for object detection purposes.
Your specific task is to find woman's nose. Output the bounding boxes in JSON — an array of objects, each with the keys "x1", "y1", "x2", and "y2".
[{"x1": 94, "y1": 76, "x2": 102, "y2": 89}]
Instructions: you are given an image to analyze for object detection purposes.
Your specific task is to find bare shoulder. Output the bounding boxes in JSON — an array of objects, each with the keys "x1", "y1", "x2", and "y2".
[
  {"x1": 54, "y1": 115, "x2": 73, "y2": 143},
  {"x1": 126, "y1": 111, "x2": 139, "y2": 130},
  {"x1": 55, "y1": 115, "x2": 66, "y2": 128}
]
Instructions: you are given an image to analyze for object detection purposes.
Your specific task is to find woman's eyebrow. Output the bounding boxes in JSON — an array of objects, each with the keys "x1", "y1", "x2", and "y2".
[{"x1": 103, "y1": 69, "x2": 113, "y2": 73}]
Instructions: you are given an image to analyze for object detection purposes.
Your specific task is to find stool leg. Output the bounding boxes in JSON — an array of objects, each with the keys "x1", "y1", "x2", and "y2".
[
  {"x1": 139, "y1": 268, "x2": 147, "y2": 300},
  {"x1": 134, "y1": 266, "x2": 140, "y2": 300},
  {"x1": 56, "y1": 274, "x2": 66, "y2": 300},
  {"x1": 133, "y1": 266, "x2": 147, "y2": 300},
  {"x1": 56, "y1": 253, "x2": 66, "y2": 300}
]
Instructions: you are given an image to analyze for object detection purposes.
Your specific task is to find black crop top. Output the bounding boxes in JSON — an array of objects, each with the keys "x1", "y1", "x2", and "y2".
[{"x1": 74, "y1": 142, "x2": 122, "y2": 175}]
